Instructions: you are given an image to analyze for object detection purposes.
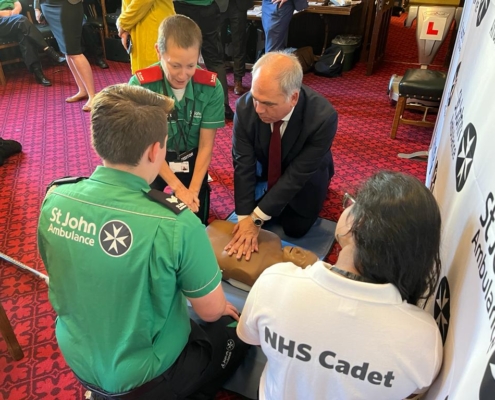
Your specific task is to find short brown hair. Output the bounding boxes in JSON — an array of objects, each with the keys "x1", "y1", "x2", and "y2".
[
  {"x1": 91, "y1": 84, "x2": 174, "y2": 166},
  {"x1": 156, "y1": 14, "x2": 202, "y2": 54}
]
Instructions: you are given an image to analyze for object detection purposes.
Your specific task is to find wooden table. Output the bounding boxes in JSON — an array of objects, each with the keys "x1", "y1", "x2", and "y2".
[{"x1": 247, "y1": 2, "x2": 365, "y2": 55}]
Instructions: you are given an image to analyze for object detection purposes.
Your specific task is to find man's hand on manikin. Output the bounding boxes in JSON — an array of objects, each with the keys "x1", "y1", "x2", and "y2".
[{"x1": 224, "y1": 217, "x2": 261, "y2": 261}]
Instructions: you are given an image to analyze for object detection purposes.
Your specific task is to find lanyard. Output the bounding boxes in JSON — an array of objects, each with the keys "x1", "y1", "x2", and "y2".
[{"x1": 161, "y1": 74, "x2": 196, "y2": 158}]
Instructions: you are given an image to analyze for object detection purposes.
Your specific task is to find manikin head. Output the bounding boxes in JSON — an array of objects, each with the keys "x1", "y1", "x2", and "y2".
[
  {"x1": 155, "y1": 15, "x2": 202, "y2": 90},
  {"x1": 250, "y1": 52, "x2": 302, "y2": 124},
  {"x1": 282, "y1": 245, "x2": 318, "y2": 267}
]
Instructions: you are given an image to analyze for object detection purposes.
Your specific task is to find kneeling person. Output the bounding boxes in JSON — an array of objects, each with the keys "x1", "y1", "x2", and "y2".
[
  {"x1": 129, "y1": 15, "x2": 225, "y2": 225},
  {"x1": 37, "y1": 84, "x2": 248, "y2": 399},
  {"x1": 227, "y1": 52, "x2": 338, "y2": 260}
]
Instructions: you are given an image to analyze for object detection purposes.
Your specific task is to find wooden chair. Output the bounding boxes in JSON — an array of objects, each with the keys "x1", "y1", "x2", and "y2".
[
  {"x1": 0, "y1": 301, "x2": 24, "y2": 361},
  {"x1": 390, "y1": 6, "x2": 458, "y2": 139},
  {"x1": 0, "y1": 36, "x2": 24, "y2": 86},
  {"x1": 84, "y1": 0, "x2": 107, "y2": 60}
]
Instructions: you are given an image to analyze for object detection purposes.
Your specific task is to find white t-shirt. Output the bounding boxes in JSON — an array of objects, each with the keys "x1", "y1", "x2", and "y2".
[{"x1": 237, "y1": 261, "x2": 443, "y2": 400}]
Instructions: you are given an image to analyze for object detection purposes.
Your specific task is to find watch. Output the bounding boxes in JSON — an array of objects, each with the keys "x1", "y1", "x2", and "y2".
[{"x1": 250, "y1": 213, "x2": 264, "y2": 227}]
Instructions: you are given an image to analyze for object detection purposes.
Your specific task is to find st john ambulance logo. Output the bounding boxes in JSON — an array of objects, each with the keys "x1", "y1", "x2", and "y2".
[
  {"x1": 434, "y1": 277, "x2": 450, "y2": 345},
  {"x1": 479, "y1": 350, "x2": 495, "y2": 399},
  {"x1": 99, "y1": 220, "x2": 133, "y2": 257},
  {"x1": 455, "y1": 123, "x2": 477, "y2": 192},
  {"x1": 477, "y1": 0, "x2": 490, "y2": 27}
]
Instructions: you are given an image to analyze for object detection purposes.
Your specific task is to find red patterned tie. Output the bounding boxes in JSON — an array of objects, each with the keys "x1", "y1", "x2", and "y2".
[{"x1": 267, "y1": 120, "x2": 283, "y2": 190}]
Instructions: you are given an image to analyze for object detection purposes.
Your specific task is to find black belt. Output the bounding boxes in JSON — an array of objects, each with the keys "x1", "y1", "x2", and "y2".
[{"x1": 77, "y1": 372, "x2": 167, "y2": 400}]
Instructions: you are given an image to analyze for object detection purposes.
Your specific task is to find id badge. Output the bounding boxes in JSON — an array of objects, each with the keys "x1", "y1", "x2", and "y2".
[
  {"x1": 178, "y1": 149, "x2": 194, "y2": 162},
  {"x1": 169, "y1": 161, "x2": 190, "y2": 173}
]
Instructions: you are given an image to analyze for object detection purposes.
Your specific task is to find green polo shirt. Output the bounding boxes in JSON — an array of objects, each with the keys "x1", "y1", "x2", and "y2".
[
  {"x1": 129, "y1": 63, "x2": 224, "y2": 154},
  {"x1": 0, "y1": 0, "x2": 15, "y2": 10},
  {"x1": 174, "y1": 0, "x2": 214, "y2": 6},
  {"x1": 37, "y1": 166, "x2": 222, "y2": 393}
]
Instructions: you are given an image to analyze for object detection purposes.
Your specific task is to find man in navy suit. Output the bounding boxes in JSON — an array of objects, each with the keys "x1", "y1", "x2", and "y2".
[
  {"x1": 226, "y1": 52, "x2": 338, "y2": 260},
  {"x1": 262, "y1": 0, "x2": 308, "y2": 52}
]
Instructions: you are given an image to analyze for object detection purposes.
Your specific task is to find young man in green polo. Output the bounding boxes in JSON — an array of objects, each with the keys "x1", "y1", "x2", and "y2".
[{"x1": 37, "y1": 84, "x2": 248, "y2": 399}]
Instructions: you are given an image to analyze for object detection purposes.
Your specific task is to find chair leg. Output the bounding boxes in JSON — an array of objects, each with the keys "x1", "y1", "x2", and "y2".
[
  {"x1": 390, "y1": 96, "x2": 406, "y2": 139},
  {"x1": 99, "y1": 30, "x2": 106, "y2": 60},
  {"x1": 0, "y1": 302, "x2": 24, "y2": 361},
  {"x1": 0, "y1": 64, "x2": 6, "y2": 86}
]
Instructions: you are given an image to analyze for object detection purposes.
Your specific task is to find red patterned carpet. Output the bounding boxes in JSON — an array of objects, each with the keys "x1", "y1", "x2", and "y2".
[{"x1": 0, "y1": 14, "x2": 444, "y2": 400}]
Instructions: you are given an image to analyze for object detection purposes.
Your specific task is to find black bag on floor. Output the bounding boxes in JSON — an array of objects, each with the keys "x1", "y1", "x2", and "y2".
[
  {"x1": 104, "y1": 37, "x2": 130, "y2": 63},
  {"x1": 314, "y1": 44, "x2": 344, "y2": 78}
]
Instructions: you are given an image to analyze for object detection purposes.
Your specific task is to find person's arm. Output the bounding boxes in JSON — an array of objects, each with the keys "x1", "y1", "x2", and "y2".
[
  {"x1": 0, "y1": 1, "x2": 21, "y2": 17},
  {"x1": 11, "y1": 1, "x2": 22, "y2": 14},
  {"x1": 188, "y1": 284, "x2": 239, "y2": 322},
  {"x1": 117, "y1": 0, "x2": 154, "y2": 34},
  {"x1": 188, "y1": 127, "x2": 216, "y2": 199},
  {"x1": 173, "y1": 214, "x2": 239, "y2": 321},
  {"x1": 33, "y1": 0, "x2": 43, "y2": 22},
  {"x1": 257, "y1": 105, "x2": 338, "y2": 217},
  {"x1": 225, "y1": 101, "x2": 262, "y2": 260}
]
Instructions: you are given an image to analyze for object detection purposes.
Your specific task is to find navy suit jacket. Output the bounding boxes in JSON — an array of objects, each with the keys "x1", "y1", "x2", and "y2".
[{"x1": 233, "y1": 85, "x2": 338, "y2": 218}]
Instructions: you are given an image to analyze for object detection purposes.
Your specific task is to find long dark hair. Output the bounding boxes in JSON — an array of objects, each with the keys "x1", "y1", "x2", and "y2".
[{"x1": 349, "y1": 171, "x2": 442, "y2": 305}]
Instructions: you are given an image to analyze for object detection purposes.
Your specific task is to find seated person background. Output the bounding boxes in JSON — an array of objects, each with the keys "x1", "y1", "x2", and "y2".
[
  {"x1": 129, "y1": 15, "x2": 224, "y2": 225},
  {"x1": 237, "y1": 171, "x2": 443, "y2": 400},
  {"x1": 0, "y1": 0, "x2": 64, "y2": 86},
  {"x1": 37, "y1": 84, "x2": 248, "y2": 399},
  {"x1": 227, "y1": 51, "x2": 338, "y2": 260},
  {"x1": 207, "y1": 220, "x2": 318, "y2": 288}
]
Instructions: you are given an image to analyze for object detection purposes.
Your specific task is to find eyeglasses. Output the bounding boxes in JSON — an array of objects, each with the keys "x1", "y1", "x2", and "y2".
[{"x1": 342, "y1": 193, "x2": 356, "y2": 209}]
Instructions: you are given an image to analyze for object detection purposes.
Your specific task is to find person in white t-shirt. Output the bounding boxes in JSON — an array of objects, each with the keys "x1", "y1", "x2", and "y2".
[{"x1": 237, "y1": 170, "x2": 443, "y2": 400}]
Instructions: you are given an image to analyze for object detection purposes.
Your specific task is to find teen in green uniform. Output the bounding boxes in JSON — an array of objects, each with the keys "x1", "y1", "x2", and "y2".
[
  {"x1": 129, "y1": 15, "x2": 224, "y2": 225},
  {"x1": 37, "y1": 84, "x2": 248, "y2": 399}
]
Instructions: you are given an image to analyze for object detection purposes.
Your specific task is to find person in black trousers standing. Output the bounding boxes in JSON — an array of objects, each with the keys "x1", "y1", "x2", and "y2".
[{"x1": 173, "y1": 0, "x2": 234, "y2": 120}]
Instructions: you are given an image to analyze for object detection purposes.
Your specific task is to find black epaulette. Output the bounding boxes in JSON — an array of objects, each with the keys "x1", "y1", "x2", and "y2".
[
  {"x1": 146, "y1": 189, "x2": 188, "y2": 215},
  {"x1": 46, "y1": 176, "x2": 87, "y2": 194}
]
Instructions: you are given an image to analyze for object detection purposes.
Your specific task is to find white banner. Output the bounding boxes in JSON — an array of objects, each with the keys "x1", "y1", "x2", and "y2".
[{"x1": 424, "y1": 0, "x2": 495, "y2": 398}]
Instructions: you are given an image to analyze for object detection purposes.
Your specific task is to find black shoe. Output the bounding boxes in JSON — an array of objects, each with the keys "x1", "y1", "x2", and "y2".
[
  {"x1": 32, "y1": 67, "x2": 51, "y2": 86},
  {"x1": 95, "y1": 57, "x2": 109, "y2": 69},
  {"x1": 45, "y1": 46, "x2": 65, "y2": 63},
  {"x1": 0, "y1": 138, "x2": 22, "y2": 166},
  {"x1": 225, "y1": 104, "x2": 234, "y2": 121}
]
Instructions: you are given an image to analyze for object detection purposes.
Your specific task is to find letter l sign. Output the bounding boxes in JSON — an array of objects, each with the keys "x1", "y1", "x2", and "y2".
[{"x1": 426, "y1": 21, "x2": 439, "y2": 35}]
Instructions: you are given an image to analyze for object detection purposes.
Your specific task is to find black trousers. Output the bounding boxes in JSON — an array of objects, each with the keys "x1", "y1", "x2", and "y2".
[
  {"x1": 150, "y1": 150, "x2": 210, "y2": 225},
  {"x1": 86, "y1": 317, "x2": 250, "y2": 400},
  {"x1": 173, "y1": 1, "x2": 229, "y2": 107},
  {"x1": 0, "y1": 14, "x2": 47, "y2": 71},
  {"x1": 221, "y1": 1, "x2": 248, "y2": 82}
]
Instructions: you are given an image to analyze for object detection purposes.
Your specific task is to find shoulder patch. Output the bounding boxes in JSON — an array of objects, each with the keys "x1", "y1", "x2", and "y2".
[
  {"x1": 146, "y1": 189, "x2": 188, "y2": 215},
  {"x1": 135, "y1": 65, "x2": 163, "y2": 85},
  {"x1": 193, "y1": 68, "x2": 217, "y2": 87},
  {"x1": 46, "y1": 176, "x2": 87, "y2": 194}
]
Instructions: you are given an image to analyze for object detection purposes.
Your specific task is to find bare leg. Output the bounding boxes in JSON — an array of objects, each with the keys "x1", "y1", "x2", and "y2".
[{"x1": 66, "y1": 54, "x2": 96, "y2": 108}]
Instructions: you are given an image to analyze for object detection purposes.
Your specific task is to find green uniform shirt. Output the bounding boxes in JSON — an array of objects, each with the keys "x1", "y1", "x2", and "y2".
[
  {"x1": 37, "y1": 167, "x2": 222, "y2": 393},
  {"x1": 129, "y1": 63, "x2": 225, "y2": 154},
  {"x1": 0, "y1": 0, "x2": 15, "y2": 10},
  {"x1": 174, "y1": 0, "x2": 214, "y2": 7}
]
